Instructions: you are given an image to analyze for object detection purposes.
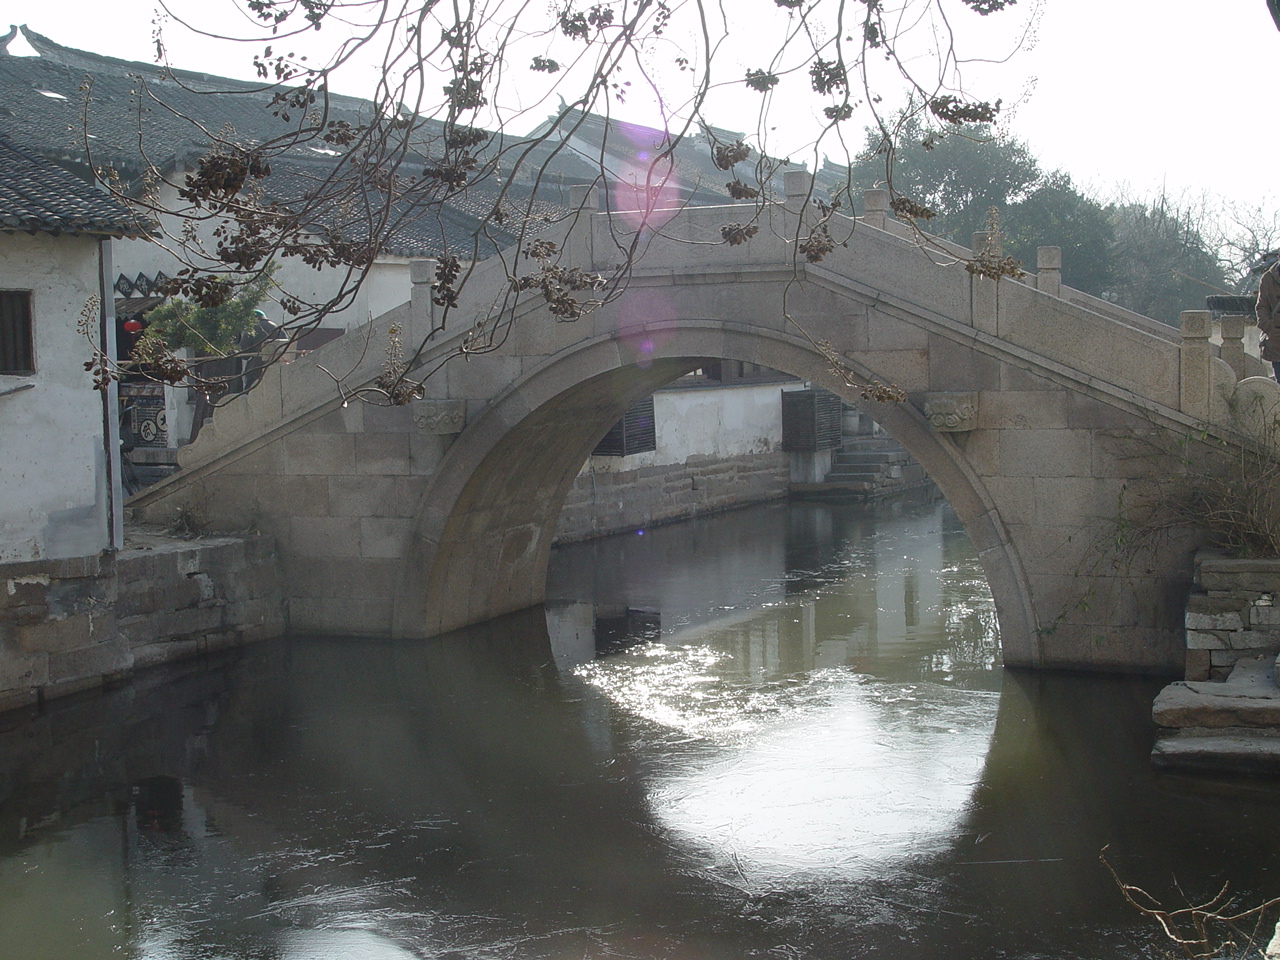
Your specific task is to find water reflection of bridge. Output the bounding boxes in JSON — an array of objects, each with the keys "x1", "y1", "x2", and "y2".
[
  {"x1": 6, "y1": 536, "x2": 1278, "y2": 959},
  {"x1": 548, "y1": 496, "x2": 996, "y2": 683}
]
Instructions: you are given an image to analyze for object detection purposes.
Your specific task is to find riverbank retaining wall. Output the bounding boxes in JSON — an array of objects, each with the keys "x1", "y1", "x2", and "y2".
[
  {"x1": 554, "y1": 450, "x2": 791, "y2": 542},
  {"x1": 0, "y1": 533, "x2": 283, "y2": 714},
  {"x1": 1183, "y1": 553, "x2": 1280, "y2": 680},
  {"x1": 0, "y1": 446, "x2": 793, "y2": 713}
]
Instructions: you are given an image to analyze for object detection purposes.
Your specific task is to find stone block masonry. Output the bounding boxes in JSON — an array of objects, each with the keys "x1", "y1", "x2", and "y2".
[
  {"x1": 1150, "y1": 552, "x2": 1280, "y2": 775},
  {"x1": 0, "y1": 531, "x2": 284, "y2": 714},
  {"x1": 1181, "y1": 554, "x2": 1280, "y2": 681},
  {"x1": 128, "y1": 187, "x2": 1262, "y2": 671}
]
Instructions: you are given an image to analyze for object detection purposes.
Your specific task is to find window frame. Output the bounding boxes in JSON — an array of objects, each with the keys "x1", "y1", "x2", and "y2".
[
  {"x1": 592, "y1": 395, "x2": 657, "y2": 458},
  {"x1": 0, "y1": 290, "x2": 35, "y2": 376}
]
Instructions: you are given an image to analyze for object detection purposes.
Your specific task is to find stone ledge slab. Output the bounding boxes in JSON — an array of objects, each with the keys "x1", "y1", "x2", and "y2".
[
  {"x1": 1152, "y1": 731, "x2": 1280, "y2": 775},
  {"x1": 1186, "y1": 609, "x2": 1246, "y2": 631},
  {"x1": 1154, "y1": 680, "x2": 1280, "y2": 730},
  {"x1": 1197, "y1": 558, "x2": 1280, "y2": 595}
]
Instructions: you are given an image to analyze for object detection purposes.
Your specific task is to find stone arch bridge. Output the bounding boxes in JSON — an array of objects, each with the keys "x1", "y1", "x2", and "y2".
[{"x1": 131, "y1": 177, "x2": 1279, "y2": 673}]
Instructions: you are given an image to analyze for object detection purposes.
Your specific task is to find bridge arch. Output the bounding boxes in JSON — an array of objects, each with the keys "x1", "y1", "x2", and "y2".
[
  {"x1": 392, "y1": 319, "x2": 1037, "y2": 665},
  {"x1": 130, "y1": 195, "x2": 1238, "y2": 672}
]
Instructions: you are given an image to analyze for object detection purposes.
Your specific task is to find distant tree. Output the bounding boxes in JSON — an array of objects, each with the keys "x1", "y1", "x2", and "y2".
[
  {"x1": 839, "y1": 119, "x2": 1042, "y2": 242},
  {"x1": 835, "y1": 121, "x2": 1243, "y2": 323},
  {"x1": 837, "y1": 123, "x2": 1122, "y2": 297},
  {"x1": 1206, "y1": 201, "x2": 1280, "y2": 295},
  {"x1": 1003, "y1": 172, "x2": 1116, "y2": 296},
  {"x1": 1106, "y1": 194, "x2": 1230, "y2": 325}
]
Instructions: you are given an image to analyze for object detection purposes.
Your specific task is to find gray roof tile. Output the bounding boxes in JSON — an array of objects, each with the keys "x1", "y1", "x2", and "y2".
[{"x1": 0, "y1": 136, "x2": 148, "y2": 236}]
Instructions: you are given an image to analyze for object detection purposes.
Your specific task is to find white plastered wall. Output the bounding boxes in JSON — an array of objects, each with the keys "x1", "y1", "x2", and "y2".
[
  {"x1": 0, "y1": 232, "x2": 111, "y2": 563},
  {"x1": 584, "y1": 380, "x2": 785, "y2": 474},
  {"x1": 109, "y1": 180, "x2": 413, "y2": 332}
]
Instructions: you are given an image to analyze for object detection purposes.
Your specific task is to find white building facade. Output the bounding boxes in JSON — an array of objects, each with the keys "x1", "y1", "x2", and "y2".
[{"x1": 0, "y1": 141, "x2": 143, "y2": 563}]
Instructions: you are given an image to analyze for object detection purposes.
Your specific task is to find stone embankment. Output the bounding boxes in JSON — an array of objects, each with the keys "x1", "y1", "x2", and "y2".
[
  {"x1": 1152, "y1": 553, "x2": 1280, "y2": 774},
  {"x1": 0, "y1": 528, "x2": 283, "y2": 714},
  {"x1": 556, "y1": 451, "x2": 790, "y2": 543}
]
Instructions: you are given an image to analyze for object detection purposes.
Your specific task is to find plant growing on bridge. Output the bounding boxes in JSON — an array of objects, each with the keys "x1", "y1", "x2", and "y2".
[
  {"x1": 1110, "y1": 408, "x2": 1280, "y2": 561},
  {"x1": 65, "y1": 0, "x2": 1030, "y2": 404},
  {"x1": 1040, "y1": 401, "x2": 1280, "y2": 644}
]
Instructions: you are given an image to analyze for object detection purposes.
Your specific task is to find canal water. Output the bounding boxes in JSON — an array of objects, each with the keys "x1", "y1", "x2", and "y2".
[{"x1": 3, "y1": 496, "x2": 1280, "y2": 959}]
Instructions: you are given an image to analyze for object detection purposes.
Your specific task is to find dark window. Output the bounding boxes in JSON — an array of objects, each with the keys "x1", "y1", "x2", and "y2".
[
  {"x1": 593, "y1": 395, "x2": 657, "y2": 457},
  {"x1": 0, "y1": 292, "x2": 34, "y2": 375},
  {"x1": 781, "y1": 388, "x2": 843, "y2": 451}
]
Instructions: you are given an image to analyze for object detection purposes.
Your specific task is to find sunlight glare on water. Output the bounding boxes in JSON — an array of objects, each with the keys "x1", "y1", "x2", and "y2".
[
  {"x1": 651, "y1": 681, "x2": 996, "y2": 884},
  {"x1": 568, "y1": 497, "x2": 999, "y2": 888},
  {"x1": 576, "y1": 639, "x2": 996, "y2": 887}
]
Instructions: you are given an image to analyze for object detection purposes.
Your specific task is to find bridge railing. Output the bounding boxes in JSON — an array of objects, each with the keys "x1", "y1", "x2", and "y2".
[
  {"x1": 581, "y1": 177, "x2": 1212, "y2": 416},
  {"x1": 463, "y1": 175, "x2": 1271, "y2": 439},
  {"x1": 1179, "y1": 308, "x2": 1280, "y2": 436},
  {"x1": 165, "y1": 177, "x2": 1279, "y2": 480},
  {"x1": 842, "y1": 185, "x2": 1276, "y2": 430}
]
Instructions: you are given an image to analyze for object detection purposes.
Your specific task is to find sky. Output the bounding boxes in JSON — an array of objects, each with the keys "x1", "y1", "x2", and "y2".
[{"x1": 8, "y1": 0, "x2": 1277, "y2": 213}]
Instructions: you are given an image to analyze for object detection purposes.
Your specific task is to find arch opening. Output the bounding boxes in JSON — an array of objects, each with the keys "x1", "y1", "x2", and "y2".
[{"x1": 392, "y1": 324, "x2": 1036, "y2": 666}]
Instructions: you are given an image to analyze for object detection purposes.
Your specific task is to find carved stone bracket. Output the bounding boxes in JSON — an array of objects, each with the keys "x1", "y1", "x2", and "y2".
[
  {"x1": 920, "y1": 392, "x2": 979, "y2": 433},
  {"x1": 412, "y1": 399, "x2": 466, "y2": 434}
]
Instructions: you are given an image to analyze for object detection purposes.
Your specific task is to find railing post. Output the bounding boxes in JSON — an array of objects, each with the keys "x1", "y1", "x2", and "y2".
[
  {"x1": 778, "y1": 171, "x2": 808, "y2": 226},
  {"x1": 1036, "y1": 246, "x2": 1062, "y2": 298},
  {"x1": 784, "y1": 169, "x2": 816, "y2": 248},
  {"x1": 1220, "y1": 314, "x2": 1247, "y2": 382},
  {"x1": 1180, "y1": 310, "x2": 1213, "y2": 419},
  {"x1": 566, "y1": 182, "x2": 599, "y2": 270},
  {"x1": 784, "y1": 168, "x2": 813, "y2": 208},
  {"x1": 971, "y1": 231, "x2": 999, "y2": 336},
  {"x1": 408, "y1": 257, "x2": 437, "y2": 347},
  {"x1": 862, "y1": 188, "x2": 889, "y2": 230}
]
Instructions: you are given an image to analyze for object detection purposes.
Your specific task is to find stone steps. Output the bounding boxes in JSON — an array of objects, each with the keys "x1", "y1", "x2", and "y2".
[
  {"x1": 1152, "y1": 655, "x2": 1280, "y2": 772},
  {"x1": 1154, "y1": 656, "x2": 1280, "y2": 727},
  {"x1": 824, "y1": 439, "x2": 913, "y2": 484},
  {"x1": 792, "y1": 436, "x2": 935, "y2": 502},
  {"x1": 1152, "y1": 729, "x2": 1280, "y2": 775},
  {"x1": 831, "y1": 448, "x2": 912, "y2": 465}
]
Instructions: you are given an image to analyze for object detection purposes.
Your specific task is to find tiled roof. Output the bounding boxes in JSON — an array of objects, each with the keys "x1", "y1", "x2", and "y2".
[
  {"x1": 247, "y1": 156, "x2": 571, "y2": 259},
  {"x1": 0, "y1": 136, "x2": 148, "y2": 236},
  {"x1": 0, "y1": 27, "x2": 575, "y2": 256},
  {"x1": 0, "y1": 26, "x2": 399, "y2": 176},
  {"x1": 520, "y1": 106, "x2": 791, "y2": 204},
  {"x1": 0, "y1": 27, "x2": 763, "y2": 255}
]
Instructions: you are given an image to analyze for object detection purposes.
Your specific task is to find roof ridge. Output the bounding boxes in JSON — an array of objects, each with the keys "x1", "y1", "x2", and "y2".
[
  {"x1": 17, "y1": 24, "x2": 268, "y2": 93},
  {"x1": 15, "y1": 24, "x2": 374, "y2": 112}
]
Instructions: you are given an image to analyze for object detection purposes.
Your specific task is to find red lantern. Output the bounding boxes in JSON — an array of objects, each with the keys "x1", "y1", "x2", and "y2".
[{"x1": 123, "y1": 319, "x2": 143, "y2": 333}]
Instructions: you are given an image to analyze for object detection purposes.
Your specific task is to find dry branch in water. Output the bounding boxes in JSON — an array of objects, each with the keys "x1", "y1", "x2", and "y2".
[{"x1": 1102, "y1": 847, "x2": 1280, "y2": 959}]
